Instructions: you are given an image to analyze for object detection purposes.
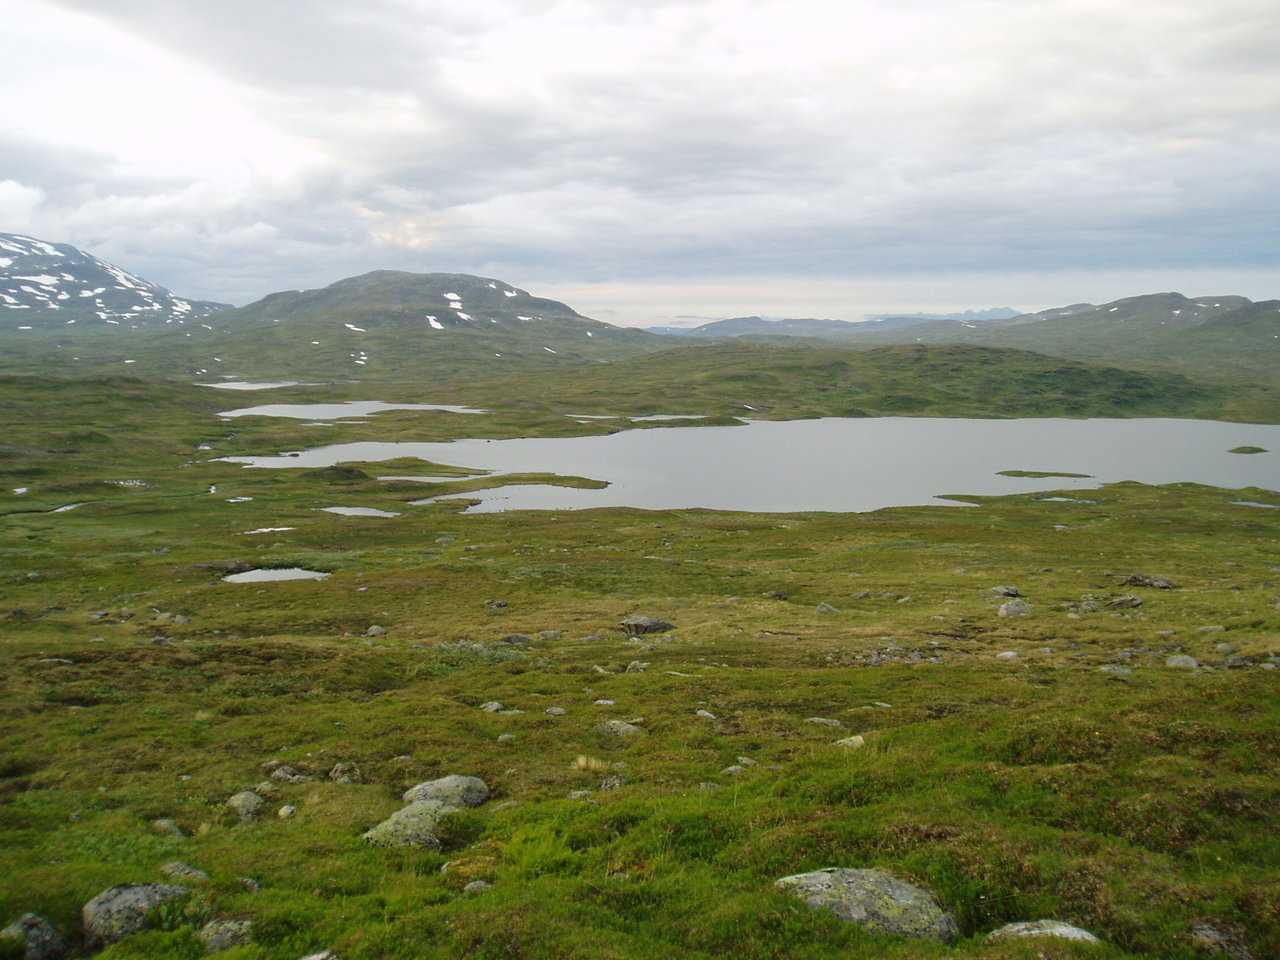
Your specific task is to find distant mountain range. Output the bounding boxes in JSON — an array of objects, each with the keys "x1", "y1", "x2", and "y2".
[
  {"x1": 0, "y1": 232, "x2": 231, "y2": 329},
  {"x1": 0, "y1": 231, "x2": 1274, "y2": 385}
]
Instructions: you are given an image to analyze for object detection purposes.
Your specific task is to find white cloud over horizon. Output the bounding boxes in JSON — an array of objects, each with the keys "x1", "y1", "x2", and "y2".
[{"x1": 3, "y1": 0, "x2": 1277, "y2": 322}]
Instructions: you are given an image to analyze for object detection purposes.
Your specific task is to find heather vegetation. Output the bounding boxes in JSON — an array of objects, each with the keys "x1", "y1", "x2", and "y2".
[{"x1": 2, "y1": 360, "x2": 1278, "y2": 960}]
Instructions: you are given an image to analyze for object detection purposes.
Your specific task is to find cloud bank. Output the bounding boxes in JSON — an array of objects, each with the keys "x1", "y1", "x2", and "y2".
[{"x1": 3, "y1": 0, "x2": 1277, "y2": 319}]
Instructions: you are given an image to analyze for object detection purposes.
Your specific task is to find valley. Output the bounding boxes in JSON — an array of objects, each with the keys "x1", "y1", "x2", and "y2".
[{"x1": 1, "y1": 236, "x2": 1278, "y2": 960}]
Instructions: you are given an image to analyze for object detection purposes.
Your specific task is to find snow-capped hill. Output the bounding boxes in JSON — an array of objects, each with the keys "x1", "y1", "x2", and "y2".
[{"x1": 0, "y1": 232, "x2": 231, "y2": 331}]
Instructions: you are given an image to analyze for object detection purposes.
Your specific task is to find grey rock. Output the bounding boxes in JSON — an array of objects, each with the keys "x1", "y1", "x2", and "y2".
[
  {"x1": 619, "y1": 615, "x2": 675, "y2": 635},
  {"x1": 199, "y1": 919, "x2": 254, "y2": 952},
  {"x1": 1167, "y1": 654, "x2": 1200, "y2": 669},
  {"x1": 695, "y1": 709, "x2": 717, "y2": 720},
  {"x1": 593, "y1": 699, "x2": 616, "y2": 706},
  {"x1": 986, "y1": 585, "x2": 1021, "y2": 598},
  {"x1": 402, "y1": 774, "x2": 490, "y2": 807},
  {"x1": 464, "y1": 880, "x2": 493, "y2": 894},
  {"x1": 1198, "y1": 625, "x2": 1226, "y2": 633},
  {"x1": 624, "y1": 660, "x2": 649, "y2": 673},
  {"x1": 997, "y1": 599, "x2": 1030, "y2": 617},
  {"x1": 805, "y1": 717, "x2": 844, "y2": 728},
  {"x1": 300, "y1": 952, "x2": 340, "y2": 960},
  {"x1": 238, "y1": 878, "x2": 262, "y2": 893},
  {"x1": 815, "y1": 602, "x2": 840, "y2": 615},
  {"x1": 1106, "y1": 595, "x2": 1144, "y2": 609},
  {"x1": 500, "y1": 633, "x2": 534, "y2": 644},
  {"x1": 479, "y1": 701, "x2": 504, "y2": 712},
  {"x1": 596, "y1": 720, "x2": 642, "y2": 737},
  {"x1": 1215, "y1": 642, "x2": 1237, "y2": 656},
  {"x1": 545, "y1": 707, "x2": 567, "y2": 716},
  {"x1": 1100, "y1": 664, "x2": 1133, "y2": 676},
  {"x1": 539, "y1": 630, "x2": 564, "y2": 640},
  {"x1": 82, "y1": 884, "x2": 190, "y2": 952},
  {"x1": 364, "y1": 625, "x2": 387, "y2": 637},
  {"x1": 159, "y1": 861, "x2": 208, "y2": 881},
  {"x1": 362, "y1": 800, "x2": 456, "y2": 849},
  {"x1": 988, "y1": 919, "x2": 1100, "y2": 944},
  {"x1": 226, "y1": 791, "x2": 264, "y2": 822},
  {"x1": 1189, "y1": 922, "x2": 1255, "y2": 960},
  {"x1": 834, "y1": 735, "x2": 866, "y2": 749},
  {"x1": 600, "y1": 774, "x2": 628, "y2": 790},
  {"x1": 775, "y1": 868, "x2": 958, "y2": 943},
  {"x1": 271, "y1": 765, "x2": 314, "y2": 784},
  {"x1": 328, "y1": 762, "x2": 362, "y2": 783},
  {"x1": 152, "y1": 818, "x2": 186, "y2": 838},
  {"x1": 995, "y1": 650, "x2": 1019, "y2": 660},
  {"x1": 278, "y1": 805, "x2": 298, "y2": 820},
  {"x1": 1123, "y1": 574, "x2": 1177, "y2": 589},
  {"x1": 0, "y1": 913, "x2": 66, "y2": 960},
  {"x1": 721, "y1": 765, "x2": 746, "y2": 775}
]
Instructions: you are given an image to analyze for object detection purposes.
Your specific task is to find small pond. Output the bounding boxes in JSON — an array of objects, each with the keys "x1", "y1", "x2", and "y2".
[
  {"x1": 223, "y1": 568, "x2": 331, "y2": 583},
  {"x1": 218, "y1": 401, "x2": 486, "y2": 419}
]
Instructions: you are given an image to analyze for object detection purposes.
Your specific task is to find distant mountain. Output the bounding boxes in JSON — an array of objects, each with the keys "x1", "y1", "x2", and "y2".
[
  {"x1": 0, "y1": 232, "x2": 232, "y2": 330},
  {"x1": 841, "y1": 292, "x2": 1279, "y2": 381},
  {"x1": 866, "y1": 307, "x2": 1021, "y2": 323},
  {"x1": 0, "y1": 268, "x2": 672, "y2": 379},
  {"x1": 644, "y1": 325, "x2": 700, "y2": 336},
  {"x1": 684, "y1": 316, "x2": 867, "y2": 338}
]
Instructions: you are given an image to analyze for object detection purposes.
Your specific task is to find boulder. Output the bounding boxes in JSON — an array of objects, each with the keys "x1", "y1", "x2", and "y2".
[
  {"x1": 199, "y1": 919, "x2": 254, "y2": 952},
  {"x1": 997, "y1": 599, "x2": 1030, "y2": 617},
  {"x1": 619, "y1": 615, "x2": 674, "y2": 636},
  {"x1": 815, "y1": 603, "x2": 839, "y2": 615},
  {"x1": 152, "y1": 818, "x2": 185, "y2": 839},
  {"x1": 362, "y1": 800, "x2": 455, "y2": 849},
  {"x1": 834, "y1": 735, "x2": 866, "y2": 750},
  {"x1": 596, "y1": 720, "x2": 642, "y2": 737},
  {"x1": 0, "y1": 913, "x2": 66, "y2": 960},
  {"x1": 401, "y1": 775, "x2": 490, "y2": 807},
  {"x1": 328, "y1": 762, "x2": 363, "y2": 784},
  {"x1": 226, "y1": 791, "x2": 265, "y2": 822},
  {"x1": 775, "y1": 868, "x2": 958, "y2": 943},
  {"x1": 986, "y1": 586, "x2": 1021, "y2": 599},
  {"x1": 82, "y1": 884, "x2": 190, "y2": 952},
  {"x1": 987, "y1": 919, "x2": 1100, "y2": 944},
  {"x1": 1167, "y1": 654, "x2": 1200, "y2": 669},
  {"x1": 1123, "y1": 574, "x2": 1177, "y2": 589},
  {"x1": 159, "y1": 861, "x2": 208, "y2": 881}
]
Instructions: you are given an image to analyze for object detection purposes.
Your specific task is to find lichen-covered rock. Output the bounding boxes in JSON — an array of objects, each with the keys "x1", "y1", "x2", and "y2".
[
  {"x1": 998, "y1": 599, "x2": 1030, "y2": 617},
  {"x1": 595, "y1": 720, "x2": 641, "y2": 737},
  {"x1": 159, "y1": 861, "x2": 208, "y2": 881},
  {"x1": 401, "y1": 775, "x2": 490, "y2": 807},
  {"x1": 362, "y1": 800, "x2": 456, "y2": 848},
  {"x1": 199, "y1": 919, "x2": 254, "y2": 952},
  {"x1": 1, "y1": 912, "x2": 67, "y2": 960},
  {"x1": 152, "y1": 818, "x2": 185, "y2": 839},
  {"x1": 619, "y1": 615, "x2": 674, "y2": 636},
  {"x1": 226, "y1": 791, "x2": 265, "y2": 822},
  {"x1": 328, "y1": 762, "x2": 362, "y2": 783},
  {"x1": 987, "y1": 919, "x2": 1100, "y2": 944},
  {"x1": 1123, "y1": 573, "x2": 1177, "y2": 589},
  {"x1": 986, "y1": 585, "x2": 1021, "y2": 599},
  {"x1": 82, "y1": 883, "x2": 190, "y2": 952},
  {"x1": 775, "y1": 867, "x2": 958, "y2": 943},
  {"x1": 1167, "y1": 654, "x2": 1200, "y2": 669}
]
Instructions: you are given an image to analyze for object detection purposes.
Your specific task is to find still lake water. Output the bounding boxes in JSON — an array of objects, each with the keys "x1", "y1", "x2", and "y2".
[{"x1": 219, "y1": 417, "x2": 1279, "y2": 513}]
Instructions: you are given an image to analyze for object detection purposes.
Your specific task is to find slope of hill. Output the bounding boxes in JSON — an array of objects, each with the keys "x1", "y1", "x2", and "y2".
[
  {"x1": 444, "y1": 341, "x2": 1279, "y2": 423},
  {"x1": 0, "y1": 267, "x2": 676, "y2": 379},
  {"x1": 834, "y1": 293, "x2": 1280, "y2": 382},
  {"x1": 0, "y1": 232, "x2": 231, "y2": 329}
]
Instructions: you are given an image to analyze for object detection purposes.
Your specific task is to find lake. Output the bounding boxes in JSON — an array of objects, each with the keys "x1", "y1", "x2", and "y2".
[{"x1": 219, "y1": 417, "x2": 1280, "y2": 514}]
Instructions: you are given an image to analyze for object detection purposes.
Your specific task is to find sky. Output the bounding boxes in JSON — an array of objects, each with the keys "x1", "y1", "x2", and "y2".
[{"x1": 2, "y1": 0, "x2": 1278, "y2": 326}]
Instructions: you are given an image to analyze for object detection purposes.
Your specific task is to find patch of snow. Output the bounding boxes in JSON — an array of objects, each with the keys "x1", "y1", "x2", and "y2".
[
  {"x1": 543, "y1": 346, "x2": 557, "y2": 354},
  {"x1": 17, "y1": 325, "x2": 31, "y2": 330},
  {"x1": 226, "y1": 496, "x2": 254, "y2": 503},
  {"x1": 456, "y1": 311, "x2": 472, "y2": 321},
  {"x1": 504, "y1": 290, "x2": 517, "y2": 297},
  {"x1": 443, "y1": 292, "x2": 460, "y2": 300},
  {"x1": 344, "y1": 323, "x2": 366, "y2": 332},
  {"x1": 426, "y1": 316, "x2": 443, "y2": 329},
  {"x1": 14, "y1": 274, "x2": 60, "y2": 285},
  {"x1": 238, "y1": 526, "x2": 296, "y2": 534},
  {"x1": 517, "y1": 315, "x2": 534, "y2": 321},
  {"x1": 586, "y1": 331, "x2": 593, "y2": 337},
  {"x1": 13, "y1": 487, "x2": 28, "y2": 494},
  {"x1": 1109, "y1": 307, "x2": 1118, "y2": 312}
]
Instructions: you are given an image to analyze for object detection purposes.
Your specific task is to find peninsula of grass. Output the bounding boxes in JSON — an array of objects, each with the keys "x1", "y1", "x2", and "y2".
[
  {"x1": 1228, "y1": 445, "x2": 1268, "y2": 454},
  {"x1": 997, "y1": 469, "x2": 1094, "y2": 478}
]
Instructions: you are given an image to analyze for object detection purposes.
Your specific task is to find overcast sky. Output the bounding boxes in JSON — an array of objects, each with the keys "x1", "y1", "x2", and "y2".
[{"x1": 3, "y1": 0, "x2": 1277, "y2": 324}]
